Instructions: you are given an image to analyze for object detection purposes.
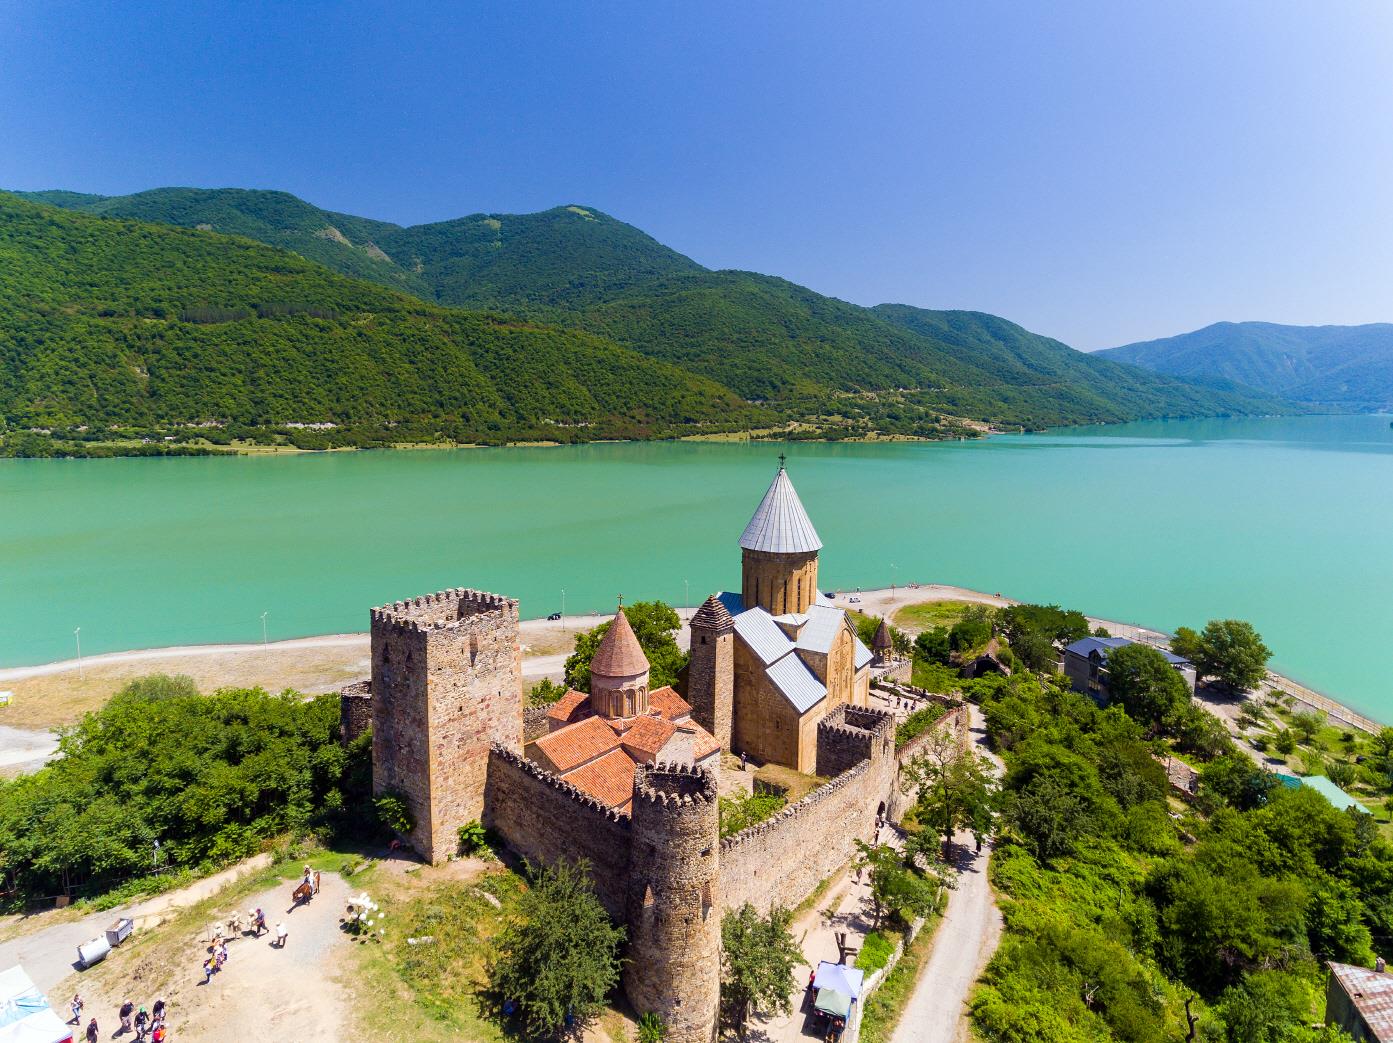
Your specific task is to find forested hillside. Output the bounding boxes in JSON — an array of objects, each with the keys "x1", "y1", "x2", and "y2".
[
  {"x1": 1099, "y1": 321, "x2": 1393, "y2": 410},
  {"x1": 0, "y1": 194, "x2": 762, "y2": 453},
  {"x1": 20, "y1": 187, "x2": 1289, "y2": 438}
]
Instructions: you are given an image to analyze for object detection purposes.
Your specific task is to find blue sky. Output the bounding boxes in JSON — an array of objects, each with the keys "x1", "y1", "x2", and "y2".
[{"x1": 3, "y1": 1, "x2": 1391, "y2": 349}]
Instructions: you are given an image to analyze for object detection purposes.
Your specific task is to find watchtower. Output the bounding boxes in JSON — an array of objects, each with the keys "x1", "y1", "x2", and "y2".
[
  {"x1": 625, "y1": 763, "x2": 720, "y2": 1043},
  {"x1": 687, "y1": 595, "x2": 734, "y2": 751},
  {"x1": 370, "y1": 588, "x2": 521, "y2": 864}
]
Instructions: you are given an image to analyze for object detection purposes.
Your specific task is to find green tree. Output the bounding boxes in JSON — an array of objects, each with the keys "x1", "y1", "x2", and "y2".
[
  {"x1": 487, "y1": 859, "x2": 625, "y2": 1039},
  {"x1": 1370, "y1": 727, "x2": 1393, "y2": 774},
  {"x1": 1181, "y1": 620, "x2": 1272, "y2": 692},
  {"x1": 720, "y1": 903, "x2": 802, "y2": 1040},
  {"x1": 526, "y1": 678, "x2": 568, "y2": 707},
  {"x1": 914, "y1": 627, "x2": 952, "y2": 665},
  {"x1": 1291, "y1": 710, "x2": 1325, "y2": 744},
  {"x1": 902, "y1": 730, "x2": 998, "y2": 857},
  {"x1": 1273, "y1": 729, "x2": 1297, "y2": 756},
  {"x1": 563, "y1": 601, "x2": 687, "y2": 690},
  {"x1": 1104, "y1": 643, "x2": 1191, "y2": 734},
  {"x1": 854, "y1": 840, "x2": 942, "y2": 927}
]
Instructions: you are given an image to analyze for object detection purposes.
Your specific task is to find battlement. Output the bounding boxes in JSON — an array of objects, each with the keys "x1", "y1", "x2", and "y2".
[
  {"x1": 633, "y1": 762, "x2": 718, "y2": 808},
  {"x1": 719, "y1": 759, "x2": 869, "y2": 853},
  {"x1": 815, "y1": 704, "x2": 893, "y2": 778},
  {"x1": 370, "y1": 587, "x2": 519, "y2": 635},
  {"x1": 820, "y1": 704, "x2": 894, "y2": 742},
  {"x1": 489, "y1": 744, "x2": 632, "y2": 827}
]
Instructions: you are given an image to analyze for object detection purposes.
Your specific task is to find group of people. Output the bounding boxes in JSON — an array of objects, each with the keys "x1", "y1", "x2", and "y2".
[{"x1": 70, "y1": 994, "x2": 167, "y2": 1042}]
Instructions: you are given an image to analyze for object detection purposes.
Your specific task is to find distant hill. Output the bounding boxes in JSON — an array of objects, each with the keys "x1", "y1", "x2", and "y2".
[
  {"x1": 0, "y1": 193, "x2": 760, "y2": 451},
  {"x1": 1098, "y1": 321, "x2": 1393, "y2": 410},
  {"x1": 19, "y1": 187, "x2": 1287, "y2": 432}
]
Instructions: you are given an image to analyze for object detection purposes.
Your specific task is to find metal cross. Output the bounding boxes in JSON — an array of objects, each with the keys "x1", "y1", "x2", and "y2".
[{"x1": 778, "y1": 452, "x2": 786, "y2": 469}]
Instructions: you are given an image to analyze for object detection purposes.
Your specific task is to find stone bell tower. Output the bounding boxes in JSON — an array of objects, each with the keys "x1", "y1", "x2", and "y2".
[{"x1": 739, "y1": 461, "x2": 822, "y2": 616}]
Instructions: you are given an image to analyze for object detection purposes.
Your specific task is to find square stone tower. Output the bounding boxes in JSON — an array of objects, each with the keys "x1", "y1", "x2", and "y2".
[{"x1": 370, "y1": 588, "x2": 521, "y2": 864}]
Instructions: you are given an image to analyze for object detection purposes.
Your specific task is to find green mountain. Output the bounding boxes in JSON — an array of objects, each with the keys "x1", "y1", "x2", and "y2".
[
  {"x1": 0, "y1": 193, "x2": 762, "y2": 452},
  {"x1": 20, "y1": 187, "x2": 1287, "y2": 431},
  {"x1": 1098, "y1": 321, "x2": 1393, "y2": 410}
]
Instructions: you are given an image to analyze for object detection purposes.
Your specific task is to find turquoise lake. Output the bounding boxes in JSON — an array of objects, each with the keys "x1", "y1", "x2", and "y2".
[{"x1": 2, "y1": 414, "x2": 1390, "y2": 720}]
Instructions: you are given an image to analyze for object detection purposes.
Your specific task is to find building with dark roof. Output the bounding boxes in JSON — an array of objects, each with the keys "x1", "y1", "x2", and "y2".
[
  {"x1": 1327, "y1": 961, "x2": 1393, "y2": 1041},
  {"x1": 1062, "y1": 635, "x2": 1196, "y2": 704}
]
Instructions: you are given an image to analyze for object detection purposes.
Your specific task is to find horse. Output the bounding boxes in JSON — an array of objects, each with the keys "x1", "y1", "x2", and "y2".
[{"x1": 291, "y1": 881, "x2": 313, "y2": 907}]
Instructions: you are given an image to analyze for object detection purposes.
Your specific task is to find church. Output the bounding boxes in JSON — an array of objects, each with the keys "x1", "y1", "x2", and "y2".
[{"x1": 686, "y1": 462, "x2": 873, "y2": 773}]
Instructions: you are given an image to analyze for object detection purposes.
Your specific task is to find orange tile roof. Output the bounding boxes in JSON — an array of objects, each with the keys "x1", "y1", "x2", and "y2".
[
  {"x1": 591, "y1": 608, "x2": 650, "y2": 677},
  {"x1": 532, "y1": 716, "x2": 621, "y2": 774},
  {"x1": 684, "y1": 724, "x2": 722, "y2": 762},
  {"x1": 562, "y1": 749, "x2": 637, "y2": 812},
  {"x1": 546, "y1": 689, "x2": 592, "y2": 726},
  {"x1": 648, "y1": 685, "x2": 692, "y2": 722},
  {"x1": 619, "y1": 715, "x2": 678, "y2": 761}
]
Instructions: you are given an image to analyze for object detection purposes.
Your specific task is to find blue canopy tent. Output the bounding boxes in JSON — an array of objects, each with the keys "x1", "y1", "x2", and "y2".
[{"x1": 814, "y1": 961, "x2": 865, "y2": 999}]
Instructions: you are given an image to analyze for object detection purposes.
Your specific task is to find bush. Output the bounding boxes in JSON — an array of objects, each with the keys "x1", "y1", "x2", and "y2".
[
  {"x1": 374, "y1": 792, "x2": 415, "y2": 836},
  {"x1": 855, "y1": 929, "x2": 897, "y2": 973},
  {"x1": 458, "y1": 820, "x2": 494, "y2": 858},
  {"x1": 637, "y1": 1012, "x2": 667, "y2": 1043},
  {"x1": 896, "y1": 704, "x2": 948, "y2": 749}
]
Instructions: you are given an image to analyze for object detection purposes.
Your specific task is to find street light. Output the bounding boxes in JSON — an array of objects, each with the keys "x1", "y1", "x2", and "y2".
[
  {"x1": 561, "y1": 589, "x2": 566, "y2": 632},
  {"x1": 74, "y1": 627, "x2": 83, "y2": 679},
  {"x1": 684, "y1": 578, "x2": 689, "y2": 613},
  {"x1": 261, "y1": 611, "x2": 268, "y2": 647},
  {"x1": 890, "y1": 564, "x2": 897, "y2": 601}
]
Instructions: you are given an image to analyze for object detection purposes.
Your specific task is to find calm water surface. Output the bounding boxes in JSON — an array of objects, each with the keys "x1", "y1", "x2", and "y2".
[{"x1": 2, "y1": 415, "x2": 1390, "y2": 719}]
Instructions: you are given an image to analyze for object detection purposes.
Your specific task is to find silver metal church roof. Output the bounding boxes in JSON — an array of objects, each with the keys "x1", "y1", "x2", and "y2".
[{"x1": 738, "y1": 467, "x2": 823, "y2": 554}]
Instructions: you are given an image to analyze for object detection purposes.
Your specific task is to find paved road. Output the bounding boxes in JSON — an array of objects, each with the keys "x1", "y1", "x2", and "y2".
[{"x1": 891, "y1": 704, "x2": 1004, "y2": 1043}]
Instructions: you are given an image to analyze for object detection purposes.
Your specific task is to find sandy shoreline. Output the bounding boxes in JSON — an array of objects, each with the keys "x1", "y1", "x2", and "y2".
[{"x1": 0, "y1": 583, "x2": 1381, "y2": 734}]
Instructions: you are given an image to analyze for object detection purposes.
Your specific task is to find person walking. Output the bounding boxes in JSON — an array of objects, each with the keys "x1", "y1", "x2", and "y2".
[
  {"x1": 69, "y1": 994, "x2": 82, "y2": 1025},
  {"x1": 134, "y1": 1006, "x2": 149, "y2": 1041},
  {"x1": 275, "y1": 921, "x2": 288, "y2": 949},
  {"x1": 119, "y1": 999, "x2": 134, "y2": 1034},
  {"x1": 85, "y1": 1019, "x2": 99, "y2": 1043},
  {"x1": 253, "y1": 907, "x2": 266, "y2": 936},
  {"x1": 151, "y1": 999, "x2": 165, "y2": 1024},
  {"x1": 202, "y1": 957, "x2": 216, "y2": 985}
]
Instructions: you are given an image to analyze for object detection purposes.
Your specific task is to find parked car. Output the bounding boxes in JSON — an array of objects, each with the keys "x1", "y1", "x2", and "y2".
[
  {"x1": 547, "y1": 612, "x2": 562, "y2": 621},
  {"x1": 849, "y1": 596, "x2": 861, "y2": 604}
]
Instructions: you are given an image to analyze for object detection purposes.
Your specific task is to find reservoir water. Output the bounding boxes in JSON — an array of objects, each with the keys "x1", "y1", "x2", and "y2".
[{"x1": 2, "y1": 414, "x2": 1390, "y2": 720}]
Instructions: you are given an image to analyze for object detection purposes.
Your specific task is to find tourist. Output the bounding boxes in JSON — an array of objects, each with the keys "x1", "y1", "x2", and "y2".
[
  {"x1": 69, "y1": 994, "x2": 82, "y2": 1025},
  {"x1": 85, "y1": 1018, "x2": 99, "y2": 1043},
  {"x1": 202, "y1": 956, "x2": 216, "y2": 984},
  {"x1": 152, "y1": 997, "x2": 165, "y2": 1023},
  {"x1": 151, "y1": 1026, "x2": 165, "y2": 1043},
  {"x1": 134, "y1": 1006, "x2": 149, "y2": 1040},
  {"x1": 275, "y1": 921, "x2": 288, "y2": 948},
  {"x1": 119, "y1": 999, "x2": 134, "y2": 1033},
  {"x1": 253, "y1": 907, "x2": 266, "y2": 936}
]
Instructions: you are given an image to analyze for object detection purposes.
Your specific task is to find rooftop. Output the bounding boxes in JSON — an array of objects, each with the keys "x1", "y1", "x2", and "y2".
[
  {"x1": 739, "y1": 466, "x2": 823, "y2": 555},
  {"x1": 1329, "y1": 962, "x2": 1393, "y2": 1039},
  {"x1": 1064, "y1": 635, "x2": 1191, "y2": 667},
  {"x1": 591, "y1": 607, "x2": 650, "y2": 678}
]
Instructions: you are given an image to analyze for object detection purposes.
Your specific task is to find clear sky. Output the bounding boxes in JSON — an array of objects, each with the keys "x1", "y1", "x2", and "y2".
[{"x1": 3, "y1": 1, "x2": 1391, "y2": 349}]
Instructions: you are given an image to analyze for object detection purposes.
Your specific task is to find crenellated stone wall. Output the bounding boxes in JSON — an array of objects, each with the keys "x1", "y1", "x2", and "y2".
[
  {"x1": 482, "y1": 745, "x2": 633, "y2": 918},
  {"x1": 339, "y1": 680, "x2": 372, "y2": 745}
]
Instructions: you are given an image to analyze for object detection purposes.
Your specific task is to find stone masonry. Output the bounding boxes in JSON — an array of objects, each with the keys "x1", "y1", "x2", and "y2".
[{"x1": 370, "y1": 588, "x2": 521, "y2": 864}]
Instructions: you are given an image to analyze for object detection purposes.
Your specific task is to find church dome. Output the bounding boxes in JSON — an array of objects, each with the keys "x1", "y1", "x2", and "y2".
[
  {"x1": 739, "y1": 466, "x2": 822, "y2": 555},
  {"x1": 592, "y1": 607, "x2": 650, "y2": 679}
]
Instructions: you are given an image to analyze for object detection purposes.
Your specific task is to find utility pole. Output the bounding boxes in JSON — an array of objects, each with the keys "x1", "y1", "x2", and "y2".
[
  {"x1": 561, "y1": 589, "x2": 566, "y2": 632},
  {"x1": 684, "y1": 578, "x2": 689, "y2": 613},
  {"x1": 261, "y1": 611, "x2": 268, "y2": 647},
  {"x1": 74, "y1": 627, "x2": 83, "y2": 679},
  {"x1": 890, "y1": 563, "x2": 897, "y2": 601}
]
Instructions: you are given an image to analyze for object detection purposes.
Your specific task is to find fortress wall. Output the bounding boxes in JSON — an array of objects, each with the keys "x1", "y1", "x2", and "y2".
[
  {"x1": 521, "y1": 706, "x2": 551, "y2": 744},
  {"x1": 483, "y1": 746, "x2": 632, "y2": 919},
  {"x1": 719, "y1": 758, "x2": 883, "y2": 915}
]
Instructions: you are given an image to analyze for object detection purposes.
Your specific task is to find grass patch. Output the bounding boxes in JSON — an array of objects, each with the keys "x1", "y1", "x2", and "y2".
[
  {"x1": 855, "y1": 928, "x2": 899, "y2": 973},
  {"x1": 896, "y1": 703, "x2": 949, "y2": 750},
  {"x1": 857, "y1": 913, "x2": 941, "y2": 1043},
  {"x1": 719, "y1": 791, "x2": 787, "y2": 838},
  {"x1": 892, "y1": 600, "x2": 977, "y2": 634},
  {"x1": 910, "y1": 659, "x2": 961, "y2": 694},
  {"x1": 752, "y1": 762, "x2": 825, "y2": 802}
]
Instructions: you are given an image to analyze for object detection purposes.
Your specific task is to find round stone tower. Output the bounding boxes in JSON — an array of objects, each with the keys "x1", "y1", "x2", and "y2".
[
  {"x1": 739, "y1": 462, "x2": 822, "y2": 616},
  {"x1": 590, "y1": 607, "x2": 651, "y2": 719},
  {"x1": 625, "y1": 763, "x2": 720, "y2": 1043}
]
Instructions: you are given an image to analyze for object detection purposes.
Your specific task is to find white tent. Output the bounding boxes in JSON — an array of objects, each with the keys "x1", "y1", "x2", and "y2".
[{"x1": 0, "y1": 966, "x2": 72, "y2": 1043}]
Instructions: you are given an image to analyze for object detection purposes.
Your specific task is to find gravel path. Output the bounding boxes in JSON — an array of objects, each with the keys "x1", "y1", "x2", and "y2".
[{"x1": 891, "y1": 705, "x2": 1003, "y2": 1043}]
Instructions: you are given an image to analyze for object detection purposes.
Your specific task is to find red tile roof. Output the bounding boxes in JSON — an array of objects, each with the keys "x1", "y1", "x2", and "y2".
[
  {"x1": 619, "y1": 715, "x2": 678, "y2": 761},
  {"x1": 545, "y1": 689, "x2": 591, "y2": 727},
  {"x1": 532, "y1": 716, "x2": 621, "y2": 774},
  {"x1": 562, "y1": 749, "x2": 637, "y2": 813},
  {"x1": 649, "y1": 685, "x2": 692, "y2": 722},
  {"x1": 591, "y1": 608, "x2": 650, "y2": 677}
]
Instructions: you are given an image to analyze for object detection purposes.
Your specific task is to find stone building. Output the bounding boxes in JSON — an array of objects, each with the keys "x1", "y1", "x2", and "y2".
[
  {"x1": 1326, "y1": 961, "x2": 1393, "y2": 1041},
  {"x1": 1062, "y1": 635, "x2": 1196, "y2": 704},
  {"x1": 688, "y1": 463, "x2": 873, "y2": 772},
  {"x1": 347, "y1": 463, "x2": 964, "y2": 1043}
]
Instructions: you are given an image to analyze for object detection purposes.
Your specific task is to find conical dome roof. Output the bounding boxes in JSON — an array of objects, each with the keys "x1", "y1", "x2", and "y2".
[
  {"x1": 739, "y1": 466, "x2": 822, "y2": 554},
  {"x1": 872, "y1": 618, "x2": 893, "y2": 652},
  {"x1": 591, "y1": 607, "x2": 650, "y2": 677}
]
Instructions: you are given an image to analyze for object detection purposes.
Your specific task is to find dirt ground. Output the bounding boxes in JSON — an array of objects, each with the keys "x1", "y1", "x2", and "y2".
[{"x1": 70, "y1": 871, "x2": 353, "y2": 1042}]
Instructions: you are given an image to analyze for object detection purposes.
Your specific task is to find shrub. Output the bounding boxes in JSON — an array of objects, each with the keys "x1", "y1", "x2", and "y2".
[
  {"x1": 374, "y1": 792, "x2": 415, "y2": 836},
  {"x1": 458, "y1": 820, "x2": 494, "y2": 858},
  {"x1": 637, "y1": 1012, "x2": 667, "y2": 1043},
  {"x1": 855, "y1": 929, "x2": 897, "y2": 973}
]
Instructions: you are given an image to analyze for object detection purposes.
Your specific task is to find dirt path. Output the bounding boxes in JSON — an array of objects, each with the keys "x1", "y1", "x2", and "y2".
[
  {"x1": 891, "y1": 705, "x2": 1003, "y2": 1043},
  {"x1": 71, "y1": 872, "x2": 352, "y2": 1042}
]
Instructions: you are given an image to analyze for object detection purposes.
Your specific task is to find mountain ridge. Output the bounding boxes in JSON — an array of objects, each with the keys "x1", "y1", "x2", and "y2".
[{"x1": 1098, "y1": 320, "x2": 1393, "y2": 410}]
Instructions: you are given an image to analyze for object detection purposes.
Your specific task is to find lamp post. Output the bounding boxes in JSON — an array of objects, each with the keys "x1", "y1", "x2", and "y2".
[
  {"x1": 74, "y1": 627, "x2": 83, "y2": 679},
  {"x1": 561, "y1": 589, "x2": 566, "y2": 632},
  {"x1": 261, "y1": 611, "x2": 268, "y2": 647},
  {"x1": 890, "y1": 563, "x2": 897, "y2": 601},
  {"x1": 684, "y1": 578, "x2": 689, "y2": 614}
]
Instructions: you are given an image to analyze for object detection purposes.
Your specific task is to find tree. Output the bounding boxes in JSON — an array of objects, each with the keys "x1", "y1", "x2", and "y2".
[
  {"x1": 487, "y1": 859, "x2": 625, "y2": 1039},
  {"x1": 1197, "y1": 753, "x2": 1275, "y2": 812},
  {"x1": 1290, "y1": 710, "x2": 1325, "y2": 744},
  {"x1": 902, "y1": 730, "x2": 997, "y2": 857},
  {"x1": 914, "y1": 627, "x2": 951, "y2": 665},
  {"x1": 563, "y1": 601, "x2": 687, "y2": 690},
  {"x1": 720, "y1": 903, "x2": 802, "y2": 1040},
  {"x1": 1104, "y1": 643, "x2": 1191, "y2": 734},
  {"x1": 1371, "y1": 727, "x2": 1393, "y2": 774},
  {"x1": 997, "y1": 603, "x2": 1090, "y2": 649},
  {"x1": 854, "y1": 840, "x2": 942, "y2": 927},
  {"x1": 526, "y1": 678, "x2": 568, "y2": 707},
  {"x1": 1006, "y1": 773, "x2": 1090, "y2": 862},
  {"x1": 1179, "y1": 620, "x2": 1272, "y2": 692},
  {"x1": 1273, "y1": 729, "x2": 1297, "y2": 756}
]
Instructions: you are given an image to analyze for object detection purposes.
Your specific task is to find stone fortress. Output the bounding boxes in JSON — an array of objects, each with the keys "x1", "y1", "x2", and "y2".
[{"x1": 346, "y1": 463, "x2": 966, "y2": 1043}]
